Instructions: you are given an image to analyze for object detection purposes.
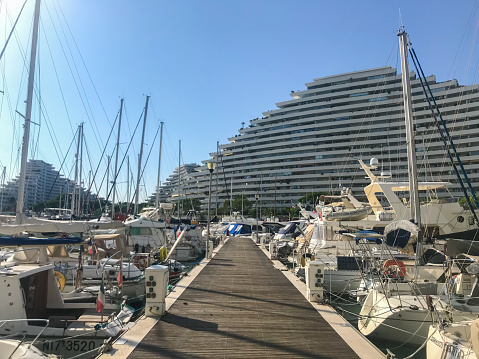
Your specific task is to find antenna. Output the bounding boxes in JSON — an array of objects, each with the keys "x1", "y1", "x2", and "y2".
[{"x1": 398, "y1": 9, "x2": 403, "y2": 29}]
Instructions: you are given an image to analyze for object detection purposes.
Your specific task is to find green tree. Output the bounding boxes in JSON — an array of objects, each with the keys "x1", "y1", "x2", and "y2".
[
  {"x1": 231, "y1": 195, "x2": 252, "y2": 213},
  {"x1": 298, "y1": 192, "x2": 328, "y2": 205},
  {"x1": 219, "y1": 200, "x2": 230, "y2": 216},
  {"x1": 33, "y1": 195, "x2": 66, "y2": 214},
  {"x1": 459, "y1": 196, "x2": 478, "y2": 209},
  {"x1": 182, "y1": 198, "x2": 202, "y2": 214}
]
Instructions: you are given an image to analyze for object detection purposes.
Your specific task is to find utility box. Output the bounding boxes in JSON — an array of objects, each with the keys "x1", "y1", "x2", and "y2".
[
  {"x1": 145, "y1": 265, "x2": 169, "y2": 317},
  {"x1": 305, "y1": 261, "x2": 325, "y2": 303},
  {"x1": 207, "y1": 241, "x2": 214, "y2": 259},
  {"x1": 269, "y1": 241, "x2": 278, "y2": 259}
]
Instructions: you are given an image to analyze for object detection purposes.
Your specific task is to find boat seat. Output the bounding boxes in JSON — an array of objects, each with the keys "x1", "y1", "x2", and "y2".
[{"x1": 76, "y1": 314, "x2": 108, "y2": 323}]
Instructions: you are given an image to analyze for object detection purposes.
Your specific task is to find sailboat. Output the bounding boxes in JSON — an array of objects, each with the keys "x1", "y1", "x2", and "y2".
[
  {"x1": 0, "y1": 1, "x2": 135, "y2": 357},
  {"x1": 357, "y1": 27, "x2": 463, "y2": 346}
]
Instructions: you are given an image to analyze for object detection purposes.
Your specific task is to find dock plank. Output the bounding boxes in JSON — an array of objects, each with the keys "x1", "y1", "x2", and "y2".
[{"x1": 129, "y1": 237, "x2": 360, "y2": 358}]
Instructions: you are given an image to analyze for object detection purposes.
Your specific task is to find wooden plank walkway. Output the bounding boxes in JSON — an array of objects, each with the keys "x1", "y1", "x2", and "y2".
[{"x1": 128, "y1": 237, "x2": 361, "y2": 358}]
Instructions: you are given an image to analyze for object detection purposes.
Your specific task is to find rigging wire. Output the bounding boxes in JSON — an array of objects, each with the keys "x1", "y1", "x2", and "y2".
[
  {"x1": 94, "y1": 107, "x2": 146, "y2": 217},
  {"x1": 47, "y1": 1, "x2": 106, "y2": 131},
  {"x1": 0, "y1": 0, "x2": 27, "y2": 63},
  {"x1": 42, "y1": 1, "x2": 106, "y2": 165},
  {"x1": 447, "y1": 1, "x2": 479, "y2": 80},
  {"x1": 83, "y1": 138, "x2": 104, "y2": 214},
  {"x1": 44, "y1": 127, "x2": 78, "y2": 199},
  {"x1": 38, "y1": 18, "x2": 74, "y2": 134},
  {"x1": 53, "y1": 0, "x2": 113, "y2": 128},
  {"x1": 80, "y1": 110, "x2": 120, "y2": 214},
  {"x1": 409, "y1": 43, "x2": 479, "y2": 224}
]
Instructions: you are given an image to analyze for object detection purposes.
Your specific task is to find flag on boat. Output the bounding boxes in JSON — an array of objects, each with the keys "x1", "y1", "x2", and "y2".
[
  {"x1": 96, "y1": 283, "x2": 105, "y2": 312},
  {"x1": 117, "y1": 266, "x2": 123, "y2": 287}
]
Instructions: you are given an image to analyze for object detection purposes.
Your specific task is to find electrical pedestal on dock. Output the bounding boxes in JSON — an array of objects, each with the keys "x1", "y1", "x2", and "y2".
[
  {"x1": 145, "y1": 265, "x2": 168, "y2": 317},
  {"x1": 207, "y1": 241, "x2": 214, "y2": 259},
  {"x1": 269, "y1": 241, "x2": 278, "y2": 259},
  {"x1": 305, "y1": 260, "x2": 325, "y2": 303}
]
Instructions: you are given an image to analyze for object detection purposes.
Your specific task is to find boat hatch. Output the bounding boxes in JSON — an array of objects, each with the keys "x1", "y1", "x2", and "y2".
[{"x1": 20, "y1": 270, "x2": 48, "y2": 325}]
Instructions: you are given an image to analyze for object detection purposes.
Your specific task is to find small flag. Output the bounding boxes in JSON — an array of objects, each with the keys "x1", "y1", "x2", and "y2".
[
  {"x1": 96, "y1": 283, "x2": 105, "y2": 312},
  {"x1": 117, "y1": 266, "x2": 123, "y2": 287}
]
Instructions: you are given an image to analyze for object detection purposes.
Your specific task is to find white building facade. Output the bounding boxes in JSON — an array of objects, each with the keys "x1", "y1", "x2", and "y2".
[{"x1": 164, "y1": 66, "x2": 479, "y2": 215}]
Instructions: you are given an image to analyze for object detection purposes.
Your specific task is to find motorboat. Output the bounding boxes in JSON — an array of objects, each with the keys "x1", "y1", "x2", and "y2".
[{"x1": 0, "y1": 251, "x2": 134, "y2": 358}]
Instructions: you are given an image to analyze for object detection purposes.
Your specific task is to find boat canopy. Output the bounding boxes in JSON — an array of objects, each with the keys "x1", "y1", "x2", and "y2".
[
  {"x1": 226, "y1": 223, "x2": 252, "y2": 236},
  {"x1": 278, "y1": 223, "x2": 297, "y2": 235},
  {"x1": 384, "y1": 220, "x2": 419, "y2": 255}
]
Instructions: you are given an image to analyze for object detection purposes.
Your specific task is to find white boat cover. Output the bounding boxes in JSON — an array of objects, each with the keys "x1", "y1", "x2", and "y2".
[
  {"x1": 0, "y1": 215, "x2": 125, "y2": 235},
  {"x1": 384, "y1": 220, "x2": 419, "y2": 255},
  {"x1": 308, "y1": 223, "x2": 326, "y2": 253}
]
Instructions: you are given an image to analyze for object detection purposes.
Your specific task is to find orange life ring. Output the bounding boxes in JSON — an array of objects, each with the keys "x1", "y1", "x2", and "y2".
[{"x1": 383, "y1": 259, "x2": 406, "y2": 278}]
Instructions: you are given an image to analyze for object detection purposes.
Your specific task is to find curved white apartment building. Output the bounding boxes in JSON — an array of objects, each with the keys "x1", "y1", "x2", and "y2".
[{"x1": 177, "y1": 66, "x2": 479, "y2": 213}]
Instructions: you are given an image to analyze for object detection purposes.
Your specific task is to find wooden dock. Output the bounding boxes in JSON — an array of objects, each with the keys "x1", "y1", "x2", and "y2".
[{"x1": 124, "y1": 237, "x2": 383, "y2": 358}]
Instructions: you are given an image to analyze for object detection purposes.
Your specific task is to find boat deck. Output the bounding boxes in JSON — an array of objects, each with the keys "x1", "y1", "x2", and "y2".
[{"x1": 127, "y1": 237, "x2": 372, "y2": 358}]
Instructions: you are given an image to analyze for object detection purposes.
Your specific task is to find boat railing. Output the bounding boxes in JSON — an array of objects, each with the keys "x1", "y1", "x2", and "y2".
[
  {"x1": 101, "y1": 251, "x2": 123, "y2": 269},
  {"x1": 0, "y1": 318, "x2": 49, "y2": 348}
]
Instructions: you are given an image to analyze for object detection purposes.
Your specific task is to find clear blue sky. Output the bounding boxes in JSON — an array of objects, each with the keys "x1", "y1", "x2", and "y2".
[{"x1": 0, "y1": 0, "x2": 478, "y2": 203}]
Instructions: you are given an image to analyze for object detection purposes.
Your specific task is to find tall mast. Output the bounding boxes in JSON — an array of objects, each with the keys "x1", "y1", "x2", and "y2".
[
  {"x1": 126, "y1": 155, "x2": 130, "y2": 209},
  {"x1": 112, "y1": 98, "x2": 124, "y2": 219},
  {"x1": 230, "y1": 177, "x2": 233, "y2": 216},
  {"x1": 77, "y1": 123, "x2": 83, "y2": 217},
  {"x1": 215, "y1": 141, "x2": 219, "y2": 217},
  {"x1": 72, "y1": 124, "x2": 81, "y2": 218},
  {"x1": 155, "y1": 121, "x2": 164, "y2": 208},
  {"x1": 106, "y1": 155, "x2": 110, "y2": 213},
  {"x1": 134, "y1": 95, "x2": 149, "y2": 215},
  {"x1": 399, "y1": 28, "x2": 423, "y2": 257},
  {"x1": 15, "y1": 0, "x2": 41, "y2": 224},
  {"x1": 0, "y1": 166, "x2": 5, "y2": 214},
  {"x1": 87, "y1": 170, "x2": 91, "y2": 214},
  {"x1": 178, "y1": 140, "x2": 181, "y2": 218}
]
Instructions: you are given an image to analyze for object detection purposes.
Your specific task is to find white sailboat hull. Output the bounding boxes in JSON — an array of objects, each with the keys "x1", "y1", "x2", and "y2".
[
  {"x1": 359, "y1": 290, "x2": 443, "y2": 346},
  {"x1": 427, "y1": 323, "x2": 477, "y2": 359}
]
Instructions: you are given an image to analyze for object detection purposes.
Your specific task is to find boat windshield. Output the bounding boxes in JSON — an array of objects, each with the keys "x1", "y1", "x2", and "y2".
[{"x1": 278, "y1": 223, "x2": 296, "y2": 235}]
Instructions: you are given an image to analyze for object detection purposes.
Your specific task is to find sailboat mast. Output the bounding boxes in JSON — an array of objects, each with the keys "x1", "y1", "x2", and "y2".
[
  {"x1": 399, "y1": 28, "x2": 423, "y2": 258},
  {"x1": 215, "y1": 141, "x2": 219, "y2": 217},
  {"x1": 230, "y1": 177, "x2": 233, "y2": 216},
  {"x1": 178, "y1": 140, "x2": 181, "y2": 219},
  {"x1": 126, "y1": 155, "x2": 130, "y2": 209},
  {"x1": 134, "y1": 95, "x2": 149, "y2": 215},
  {"x1": 78, "y1": 123, "x2": 83, "y2": 217},
  {"x1": 112, "y1": 98, "x2": 124, "y2": 219},
  {"x1": 399, "y1": 29, "x2": 421, "y2": 226},
  {"x1": 15, "y1": 0, "x2": 41, "y2": 224},
  {"x1": 0, "y1": 166, "x2": 5, "y2": 214},
  {"x1": 106, "y1": 155, "x2": 110, "y2": 213},
  {"x1": 155, "y1": 121, "x2": 164, "y2": 208},
  {"x1": 72, "y1": 124, "x2": 81, "y2": 218}
]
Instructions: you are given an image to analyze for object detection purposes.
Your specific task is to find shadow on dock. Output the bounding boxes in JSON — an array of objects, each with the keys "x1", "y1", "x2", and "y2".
[{"x1": 128, "y1": 237, "x2": 360, "y2": 359}]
